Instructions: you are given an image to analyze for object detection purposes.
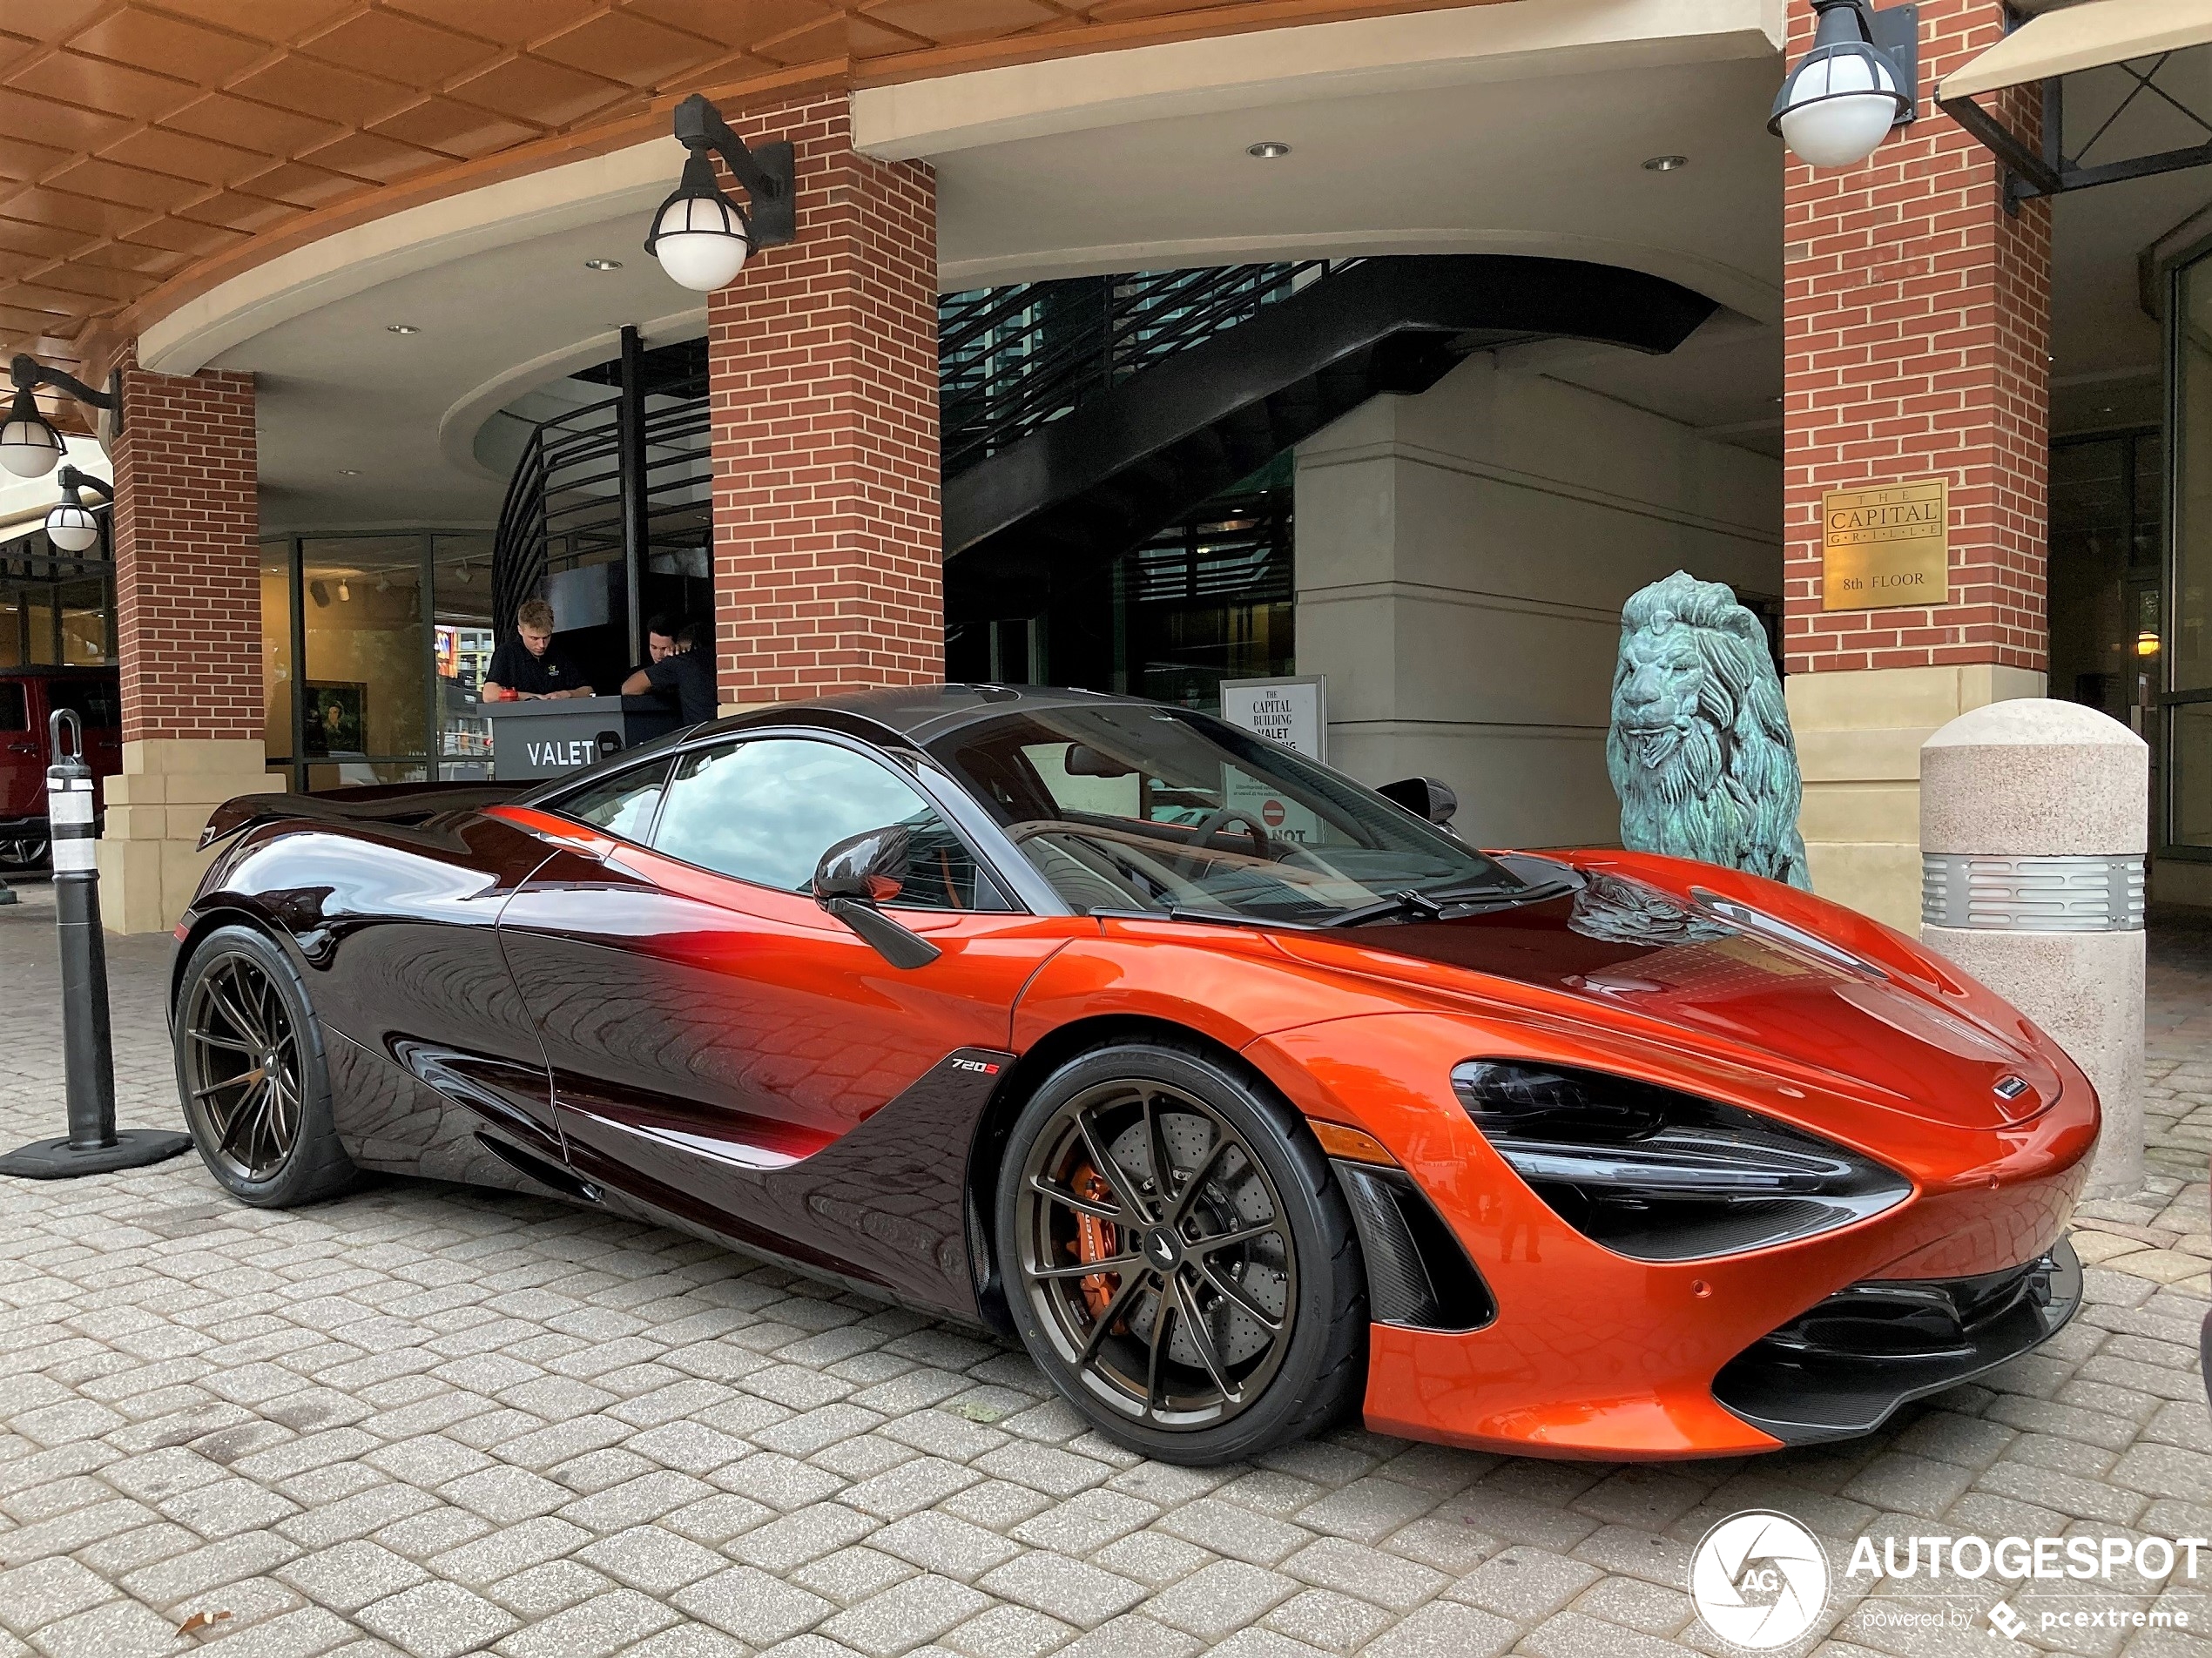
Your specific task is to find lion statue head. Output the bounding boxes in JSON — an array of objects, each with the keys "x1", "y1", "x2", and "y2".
[{"x1": 1605, "y1": 570, "x2": 1811, "y2": 890}]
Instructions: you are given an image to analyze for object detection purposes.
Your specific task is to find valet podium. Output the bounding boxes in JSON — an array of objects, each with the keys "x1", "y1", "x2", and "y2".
[{"x1": 482, "y1": 695, "x2": 685, "y2": 781}]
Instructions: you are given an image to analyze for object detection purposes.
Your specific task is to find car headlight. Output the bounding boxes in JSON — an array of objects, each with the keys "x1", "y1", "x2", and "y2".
[{"x1": 1453, "y1": 1059, "x2": 1910, "y2": 1262}]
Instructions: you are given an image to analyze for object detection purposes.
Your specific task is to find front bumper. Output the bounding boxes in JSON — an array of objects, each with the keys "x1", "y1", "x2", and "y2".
[{"x1": 1712, "y1": 1237, "x2": 2081, "y2": 1445}]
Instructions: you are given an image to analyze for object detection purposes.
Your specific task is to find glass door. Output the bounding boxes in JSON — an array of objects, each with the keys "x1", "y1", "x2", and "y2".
[{"x1": 2168, "y1": 253, "x2": 2212, "y2": 858}]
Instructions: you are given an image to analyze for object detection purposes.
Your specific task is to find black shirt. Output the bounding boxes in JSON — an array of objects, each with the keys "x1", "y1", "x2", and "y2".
[
  {"x1": 643, "y1": 649, "x2": 717, "y2": 725},
  {"x1": 486, "y1": 637, "x2": 586, "y2": 697}
]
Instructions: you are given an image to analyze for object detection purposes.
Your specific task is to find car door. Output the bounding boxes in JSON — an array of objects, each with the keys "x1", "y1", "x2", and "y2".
[
  {"x1": 0, "y1": 681, "x2": 39, "y2": 834},
  {"x1": 495, "y1": 733, "x2": 1082, "y2": 1248}
]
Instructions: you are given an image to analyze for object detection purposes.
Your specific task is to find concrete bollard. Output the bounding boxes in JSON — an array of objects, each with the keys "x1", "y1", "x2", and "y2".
[{"x1": 1919, "y1": 699, "x2": 2148, "y2": 1200}]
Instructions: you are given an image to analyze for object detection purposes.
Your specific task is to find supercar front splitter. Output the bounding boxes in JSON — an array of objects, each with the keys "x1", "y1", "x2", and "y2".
[{"x1": 1712, "y1": 1237, "x2": 2082, "y2": 1445}]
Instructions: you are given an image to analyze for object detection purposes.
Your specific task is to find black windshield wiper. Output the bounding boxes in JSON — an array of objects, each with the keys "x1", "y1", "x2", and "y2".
[{"x1": 1324, "y1": 878, "x2": 1573, "y2": 928}]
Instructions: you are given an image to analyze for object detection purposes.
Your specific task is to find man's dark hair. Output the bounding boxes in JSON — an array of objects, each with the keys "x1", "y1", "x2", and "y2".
[
  {"x1": 644, "y1": 612, "x2": 679, "y2": 640},
  {"x1": 674, "y1": 618, "x2": 709, "y2": 650}
]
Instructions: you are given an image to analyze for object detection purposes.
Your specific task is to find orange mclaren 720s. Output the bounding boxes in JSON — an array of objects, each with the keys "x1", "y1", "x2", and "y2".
[{"x1": 171, "y1": 686, "x2": 2094, "y2": 1465}]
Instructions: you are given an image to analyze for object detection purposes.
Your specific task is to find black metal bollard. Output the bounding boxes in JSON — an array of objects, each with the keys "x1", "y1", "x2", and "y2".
[{"x1": 0, "y1": 709, "x2": 192, "y2": 1178}]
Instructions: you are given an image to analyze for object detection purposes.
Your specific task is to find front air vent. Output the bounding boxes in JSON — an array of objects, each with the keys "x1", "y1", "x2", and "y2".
[{"x1": 1332, "y1": 1161, "x2": 1494, "y2": 1331}]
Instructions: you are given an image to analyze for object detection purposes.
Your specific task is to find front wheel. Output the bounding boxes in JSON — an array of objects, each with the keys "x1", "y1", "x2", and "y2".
[
  {"x1": 995, "y1": 1041, "x2": 1366, "y2": 1464},
  {"x1": 174, "y1": 925, "x2": 356, "y2": 1207}
]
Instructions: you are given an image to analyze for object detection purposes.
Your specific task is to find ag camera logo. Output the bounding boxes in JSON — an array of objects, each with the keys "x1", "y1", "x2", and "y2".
[{"x1": 1691, "y1": 1510, "x2": 1831, "y2": 1650}]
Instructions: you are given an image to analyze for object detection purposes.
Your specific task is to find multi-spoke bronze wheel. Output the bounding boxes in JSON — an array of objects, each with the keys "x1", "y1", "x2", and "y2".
[
  {"x1": 998, "y1": 1043, "x2": 1366, "y2": 1463},
  {"x1": 1017, "y1": 1080, "x2": 1295, "y2": 1428},
  {"x1": 174, "y1": 925, "x2": 355, "y2": 1206},
  {"x1": 182, "y1": 949, "x2": 303, "y2": 1180}
]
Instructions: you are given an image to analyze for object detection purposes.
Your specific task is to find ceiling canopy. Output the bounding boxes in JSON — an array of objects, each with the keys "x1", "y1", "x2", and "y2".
[{"x1": 0, "y1": 0, "x2": 1470, "y2": 403}]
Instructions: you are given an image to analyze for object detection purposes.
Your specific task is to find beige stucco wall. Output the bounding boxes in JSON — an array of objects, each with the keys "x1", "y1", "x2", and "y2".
[
  {"x1": 1786, "y1": 664, "x2": 2045, "y2": 933},
  {"x1": 1293, "y1": 354, "x2": 1782, "y2": 851}
]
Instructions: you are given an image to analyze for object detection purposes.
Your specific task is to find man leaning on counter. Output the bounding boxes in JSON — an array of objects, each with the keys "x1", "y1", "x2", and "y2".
[{"x1": 482, "y1": 598, "x2": 594, "y2": 702}]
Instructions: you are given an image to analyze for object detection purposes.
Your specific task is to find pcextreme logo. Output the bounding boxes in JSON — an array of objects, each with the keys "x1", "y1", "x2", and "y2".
[{"x1": 1690, "y1": 1511, "x2": 1831, "y2": 1651}]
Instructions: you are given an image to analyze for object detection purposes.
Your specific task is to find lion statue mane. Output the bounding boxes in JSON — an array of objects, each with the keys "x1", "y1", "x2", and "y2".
[{"x1": 1605, "y1": 569, "x2": 1811, "y2": 890}]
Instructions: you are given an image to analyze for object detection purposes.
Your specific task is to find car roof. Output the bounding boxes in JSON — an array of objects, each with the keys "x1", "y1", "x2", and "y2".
[{"x1": 697, "y1": 684, "x2": 1153, "y2": 746}]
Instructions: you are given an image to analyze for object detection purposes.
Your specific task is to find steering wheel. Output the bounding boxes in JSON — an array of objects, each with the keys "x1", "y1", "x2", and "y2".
[{"x1": 1184, "y1": 807, "x2": 1271, "y2": 859}]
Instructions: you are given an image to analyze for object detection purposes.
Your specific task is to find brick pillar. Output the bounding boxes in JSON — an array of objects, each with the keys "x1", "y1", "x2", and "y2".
[
  {"x1": 99, "y1": 362, "x2": 274, "y2": 933},
  {"x1": 1781, "y1": 0, "x2": 2051, "y2": 930},
  {"x1": 706, "y1": 91, "x2": 940, "y2": 705}
]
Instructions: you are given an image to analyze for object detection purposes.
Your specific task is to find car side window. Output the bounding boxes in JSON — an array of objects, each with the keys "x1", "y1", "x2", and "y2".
[
  {"x1": 651, "y1": 738, "x2": 988, "y2": 910},
  {"x1": 554, "y1": 760, "x2": 671, "y2": 844},
  {"x1": 0, "y1": 684, "x2": 24, "y2": 732}
]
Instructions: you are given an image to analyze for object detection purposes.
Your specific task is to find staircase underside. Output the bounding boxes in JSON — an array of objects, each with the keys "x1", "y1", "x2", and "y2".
[{"x1": 942, "y1": 255, "x2": 1720, "y2": 607}]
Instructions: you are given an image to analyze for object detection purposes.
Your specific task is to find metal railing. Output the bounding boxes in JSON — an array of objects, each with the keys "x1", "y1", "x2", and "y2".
[
  {"x1": 939, "y1": 262, "x2": 1345, "y2": 475},
  {"x1": 490, "y1": 357, "x2": 712, "y2": 639}
]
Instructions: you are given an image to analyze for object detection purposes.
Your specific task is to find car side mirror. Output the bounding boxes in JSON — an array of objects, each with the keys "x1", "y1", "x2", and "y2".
[
  {"x1": 1378, "y1": 775, "x2": 1459, "y2": 827},
  {"x1": 813, "y1": 827, "x2": 941, "y2": 969},
  {"x1": 1063, "y1": 743, "x2": 1135, "y2": 778}
]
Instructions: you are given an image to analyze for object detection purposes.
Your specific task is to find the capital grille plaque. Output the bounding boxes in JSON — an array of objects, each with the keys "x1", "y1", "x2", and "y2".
[{"x1": 1821, "y1": 477, "x2": 1950, "y2": 610}]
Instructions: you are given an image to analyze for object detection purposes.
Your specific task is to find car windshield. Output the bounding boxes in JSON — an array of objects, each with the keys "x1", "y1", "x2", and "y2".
[{"x1": 929, "y1": 704, "x2": 1525, "y2": 924}]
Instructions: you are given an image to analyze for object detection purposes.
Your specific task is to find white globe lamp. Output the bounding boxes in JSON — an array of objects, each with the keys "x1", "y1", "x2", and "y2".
[
  {"x1": 647, "y1": 154, "x2": 752, "y2": 293},
  {"x1": 0, "y1": 388, "x2": 61, "y2": 478},
  {"x1": 1770, "y1": 0, "x2": 1912, "y2": 170},
  {"x1": 45, "y1": 499, "x2": 98, "y2": 552}
]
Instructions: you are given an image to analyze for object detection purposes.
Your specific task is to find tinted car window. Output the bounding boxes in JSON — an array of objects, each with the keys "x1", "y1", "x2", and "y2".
[
  {"x1": 47, "y1": 680, "x2": 118, "y2": 728},
  {"x1": 0, "y1": 684, "x2": 24, "y2": 733},
  {"x1": 556, "y1": 760, "x2": 671, "y2": 843},
  {"x1": 652, "y1": 738, "x2": 983, "y2": 910}
]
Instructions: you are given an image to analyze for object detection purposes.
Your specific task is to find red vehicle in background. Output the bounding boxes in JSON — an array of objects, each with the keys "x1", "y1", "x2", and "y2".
[{"x1": 0, "y1": 666, "x2": 120, "y2": 867}]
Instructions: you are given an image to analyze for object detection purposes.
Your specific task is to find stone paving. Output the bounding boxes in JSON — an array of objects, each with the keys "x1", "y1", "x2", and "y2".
[{"x1": 0, "y1": 877, "x2": 2206, "y2": 1658}]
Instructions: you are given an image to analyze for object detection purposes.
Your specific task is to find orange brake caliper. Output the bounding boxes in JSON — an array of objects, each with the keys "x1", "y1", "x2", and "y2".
[{"x1": 1071, "y1": 1164, "x2": 1120, "y2": 1320}]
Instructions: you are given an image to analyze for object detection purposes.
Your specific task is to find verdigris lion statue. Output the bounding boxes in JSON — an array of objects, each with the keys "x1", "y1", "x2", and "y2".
[{"x1": 1606, "y1": 569, "x2": 1811, "y2": 890}]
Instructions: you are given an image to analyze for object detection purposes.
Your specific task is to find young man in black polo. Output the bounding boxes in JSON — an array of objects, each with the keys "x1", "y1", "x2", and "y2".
[
  {"x1": 622, "y1": 617, "x2": 716, "y2": 726},
  {"x1": 482, "y1": 599, "x2": 594, "y2": 701}
]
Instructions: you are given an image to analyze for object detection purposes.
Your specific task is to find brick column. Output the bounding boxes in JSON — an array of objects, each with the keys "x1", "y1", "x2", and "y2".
[
  {"x1": 100, "y1": 362, "x2": 274, "y2": 933},
  {"x1": 1781, "y1": 0, "x2": 2052, "y2": 930},
  {"x1": 706, "y1": 91, "x2": 940, "y2": 705}
]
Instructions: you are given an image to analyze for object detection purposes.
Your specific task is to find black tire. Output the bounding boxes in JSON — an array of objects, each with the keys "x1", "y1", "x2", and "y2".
[
  {"x1": 173, "y1": 924, "x2": 356, "y2": 1207},
  {"x1": 995, "y1": 1040, "x2": 1367, "y2": 1464}
]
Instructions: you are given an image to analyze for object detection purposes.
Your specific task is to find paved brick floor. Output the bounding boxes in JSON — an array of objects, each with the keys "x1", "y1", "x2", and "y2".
[{"x1": 1, "y1": 878, "x2": 2206, "y2": 1658}]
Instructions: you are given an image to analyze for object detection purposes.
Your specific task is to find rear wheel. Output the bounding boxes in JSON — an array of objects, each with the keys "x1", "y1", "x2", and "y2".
[
  {"x1": 996, "y1": 1041, "x2": 1366, "y2": 1464},
  {"x1": 174, "y1": 926, "x2": 356, "y2": 1207}
]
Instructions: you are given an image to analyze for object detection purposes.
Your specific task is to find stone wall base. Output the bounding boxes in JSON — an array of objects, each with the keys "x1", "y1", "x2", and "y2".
[
  {"x1": 97, "y1": 738, "x2": 279, "y2": 935},
  {"x1": 1787, "y1": 663, "x2": 2045, "y2": 930}
]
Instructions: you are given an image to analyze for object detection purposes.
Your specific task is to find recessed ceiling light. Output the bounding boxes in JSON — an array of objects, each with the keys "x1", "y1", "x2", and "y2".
[
  {"x1": 1643, "y1": 155, "x2": 1689, "y2": 172},
  {"x1": 338, "y1": 468, "x2": 361, "y2": 475},
  {"x1": 584, "y1": 258, "x2": 624, "y2": 271},
  {"x1": 387, "y1": 323, "x2": 420, "y2": 334},
  {"x1": 1246, "y1": 141, "x2": 1291, "y2": 159}
]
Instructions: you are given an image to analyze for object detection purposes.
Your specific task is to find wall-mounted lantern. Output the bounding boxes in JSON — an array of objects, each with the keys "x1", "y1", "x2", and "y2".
[
  {"x1": 645, "y1": 94, "x2": 797, "y2": 293},
  {"x1": 44, "y1": 465, "x2": 111, "y2": 552},
  {"x1": 0, "y1": 354, "x2": 118, "y2": 479},
  {"x1": 1770, "y1": 0, "x2": 1919, "y2": 170}
]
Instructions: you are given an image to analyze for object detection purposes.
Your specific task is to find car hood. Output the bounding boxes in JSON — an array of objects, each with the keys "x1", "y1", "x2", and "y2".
[{"x1": 1269, "y1": 868, "x2": 2060, "y2": 1129}]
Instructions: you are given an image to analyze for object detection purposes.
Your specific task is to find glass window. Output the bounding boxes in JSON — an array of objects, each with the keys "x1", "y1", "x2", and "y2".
[
  {"x1": 652, "y1": 738, "x2": 983, "y2": 909},
  {"x1": 0, "y1": 683, "x2": 24, "y2": 731},
  {"x1": 2175, "y1": 256, "x2": 2212, "y2": 694},
  {"x1": 261, "y1": 541, "x2": 293, "y2": 777},
  {"x1": 46, "y1": 679, "x2": 118, "y2": 728},
  {"x1": 2175, "y1": 704, "x2": 2212, "y2": 851},
  {"x1": 556, "y1": 761, "x2": 671, "y2": 843},
  {"x1": 930, "y1": 704, "x2": 1520, "y2": 923},
  {"x1": 432, "y1": 535, "x2": 494, "y2": 782},
  {"x1": 301, "y1": 537, "x2": 428, "y2": 788}
]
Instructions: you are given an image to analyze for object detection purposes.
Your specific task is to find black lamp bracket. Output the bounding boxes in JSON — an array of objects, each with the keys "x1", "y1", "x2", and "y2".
[
  {"x1": 671, "y1": 94, "x2": 796, "y2": 249},
  {"x1": 56, "y1": 465, "x2": 112, "y2": 504},
  {"x1": 11, "y1": 354, "x2": 118, "y2": 412}
]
